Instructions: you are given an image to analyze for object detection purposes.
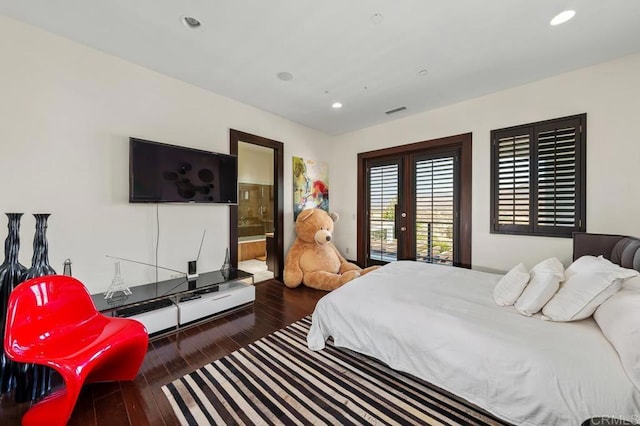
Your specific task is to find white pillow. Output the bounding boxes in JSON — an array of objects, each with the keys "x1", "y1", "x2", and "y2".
[
  {"x1": 493, "y1": 263, "x2": 530, "y2": 306},
  {"x1": 542, "y1": 256, "x2": 638, "y2": 321},
  {"x1": 514, "y1": 257, "x2": 564, "y2": 316},
  {"x1": 542, "y1": 273, "x2": 622, "y2": 321},
  {"x1": 594, "y1": 288, "x2": 640, "y2": 392},
  {"x1": 575, "y1": 255, "x2": 637, "y2": 277}
]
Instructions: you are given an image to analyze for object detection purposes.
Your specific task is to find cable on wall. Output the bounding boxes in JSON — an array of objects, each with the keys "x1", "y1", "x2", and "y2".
[{"x1": 155, "y1": 203, "x2": 160, "y2": 289}]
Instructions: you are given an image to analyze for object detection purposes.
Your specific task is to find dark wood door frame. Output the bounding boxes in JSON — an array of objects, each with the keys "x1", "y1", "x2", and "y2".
[
  {"x1": 357, "y1": 133, "x2": 472, "y2": 268},
  {"x1": 230, "y1": 129, "x2": 284, "y2": 280}
]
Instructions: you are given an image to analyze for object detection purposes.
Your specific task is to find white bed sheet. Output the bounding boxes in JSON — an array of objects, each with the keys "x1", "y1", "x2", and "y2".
[{"x1": 307, "y1": 261, "x2": 640, "y2": 425}]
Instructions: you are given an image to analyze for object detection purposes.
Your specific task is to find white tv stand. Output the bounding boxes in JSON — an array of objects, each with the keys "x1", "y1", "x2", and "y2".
[{"x1": 92, "y1": 269, "x2": 255, "y2": 337}]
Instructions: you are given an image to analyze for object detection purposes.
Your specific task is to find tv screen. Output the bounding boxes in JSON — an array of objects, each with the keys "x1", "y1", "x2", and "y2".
[{"x1": 129, "y1": 138, "x2": 238, "y2": 204}]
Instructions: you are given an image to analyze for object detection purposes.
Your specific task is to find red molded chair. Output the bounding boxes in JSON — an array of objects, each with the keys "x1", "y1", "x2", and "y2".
[{"x1": 4, "y1": 275, "x2": 148, "y2": 426}]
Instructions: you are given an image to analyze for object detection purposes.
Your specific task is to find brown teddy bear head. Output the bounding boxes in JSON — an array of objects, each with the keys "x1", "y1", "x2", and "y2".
[{"x1": 295, "y1": 208, "x2": 339, "y2": 245}]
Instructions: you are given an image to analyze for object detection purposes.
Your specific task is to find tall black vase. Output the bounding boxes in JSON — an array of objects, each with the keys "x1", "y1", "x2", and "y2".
[
  {"x1": 21, "y1": 214, "x2": 56, "y2": 280},
  {"x1": 14, "y1": 213, "x2": 56, "y2": 403},
  {"x1": 0, "y1": 213, "x2": 27, "y2": 394}
]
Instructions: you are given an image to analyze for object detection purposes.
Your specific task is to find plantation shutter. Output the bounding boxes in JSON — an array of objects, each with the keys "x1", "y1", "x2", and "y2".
[
  {"x1": 491, "y1": 114, "x2": 585, "y2": 237},
  {"x1": 415, "y1": 155, "x2": 456, "y2": 265},
  {"x1": 494, "y1": 129, "x2": 532, "y2": 233},
  {"x1": 534, "y1": 118, "x2": 583, "y2": 234},
  {"x1": 368, "y1": 162, "x2": 399, "y2": 262}
]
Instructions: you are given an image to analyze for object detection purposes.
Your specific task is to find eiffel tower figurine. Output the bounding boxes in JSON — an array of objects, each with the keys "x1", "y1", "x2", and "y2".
[{"x1": 104, "y1": 261, "x2": 132, "y2": 299}]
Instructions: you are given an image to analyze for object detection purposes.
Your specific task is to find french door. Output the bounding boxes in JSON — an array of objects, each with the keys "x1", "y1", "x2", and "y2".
[
  {"x1": 413, "y1": 151, "x2": 458, "y2": 264},
  {"x1": 367, "y1": 157, "x2": 403, "y2": 263},
  {"x1": 358, "y1": 134, "x2": 472, "y2": 268}
]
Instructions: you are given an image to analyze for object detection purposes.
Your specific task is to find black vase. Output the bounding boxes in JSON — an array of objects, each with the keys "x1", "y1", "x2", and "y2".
[
  {"x1": 21, "y1": 214, "x2": 56, "y2": 281},
  {"x1": 0, "y1": 213, "x2": 27, "y2": 394},
  {"x1": 15, "y1": 213, "x2": 56, "y2": 403}
]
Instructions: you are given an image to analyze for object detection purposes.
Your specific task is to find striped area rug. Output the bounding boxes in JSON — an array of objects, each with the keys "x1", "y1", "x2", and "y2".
[{"x1": 162, "y1": 316, "x2": 511, "y2": 426}]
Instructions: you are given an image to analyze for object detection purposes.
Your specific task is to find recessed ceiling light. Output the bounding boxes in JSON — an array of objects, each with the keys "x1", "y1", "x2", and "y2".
[
  {"x1": 181, "y1": 16, "x2": 202, "y2": 29},
  {"x1": 418, "y1": 69, "x2": 429, "y2": 76},
  {"x1": 370, "y1": 13, "x2": 384, "y2": 25},
  {"x1": 550, "y1": 10, "x2": 575, "y2": 26},
  {"x1": 332, "y1": 102, "x2": 343, "y2": 109},
  {"x1": 277, "y1": 71, "x2": 294, "y2": 81}
]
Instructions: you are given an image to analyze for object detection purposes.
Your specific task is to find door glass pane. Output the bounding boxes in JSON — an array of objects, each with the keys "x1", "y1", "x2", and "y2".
[
  {"x1": 369, "y1": 163, "x2": 398, "y2": 262},
  {"x1": 415, "y1": 156, "x2": 454, "y2": 265}
]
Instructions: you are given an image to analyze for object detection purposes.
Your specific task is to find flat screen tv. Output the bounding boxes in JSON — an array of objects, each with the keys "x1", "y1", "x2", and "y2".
[{"x1": 129, "y1": 138, "x2": 238, "y2": 204}]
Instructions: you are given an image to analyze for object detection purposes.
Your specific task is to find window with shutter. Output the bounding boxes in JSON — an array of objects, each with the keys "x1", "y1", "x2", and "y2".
[{"x1": 490, "y1": 114, "x2": 586, "y2": 237}]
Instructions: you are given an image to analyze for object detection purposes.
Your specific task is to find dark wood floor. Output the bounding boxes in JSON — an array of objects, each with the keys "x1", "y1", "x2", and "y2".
[{"x1": 0, "y1": 280, "x2": 326, "y2": 425}]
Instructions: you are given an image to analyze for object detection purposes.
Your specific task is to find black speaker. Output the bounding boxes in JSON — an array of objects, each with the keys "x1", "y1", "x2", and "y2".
[{"x1": 188, "y1": 260, "x2": 197, "y2": 276}]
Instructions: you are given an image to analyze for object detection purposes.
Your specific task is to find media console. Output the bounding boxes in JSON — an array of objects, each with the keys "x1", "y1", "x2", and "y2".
[{"x1": 91, "y1": 269, "x2": 255, "y2": 337}]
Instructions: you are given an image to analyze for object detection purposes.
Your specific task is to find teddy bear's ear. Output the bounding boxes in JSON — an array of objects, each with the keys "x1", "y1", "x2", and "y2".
[
  {"x1": 329, "y1": 212, "x2": 339, "y2": 223},
  {"x1": 299, "y1": 209, "x2": 315, "y2": 222}
]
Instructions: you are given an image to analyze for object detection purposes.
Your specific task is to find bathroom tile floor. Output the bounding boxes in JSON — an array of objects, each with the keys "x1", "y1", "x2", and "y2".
[{"x1": 238, "y1": 259, "x2": 274, "y2": 283}]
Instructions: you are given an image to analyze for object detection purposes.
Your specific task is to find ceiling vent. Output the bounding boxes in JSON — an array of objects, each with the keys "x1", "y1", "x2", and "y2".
[{"x1": 385, "y1": 106, "x2": 407, "y2": 115}]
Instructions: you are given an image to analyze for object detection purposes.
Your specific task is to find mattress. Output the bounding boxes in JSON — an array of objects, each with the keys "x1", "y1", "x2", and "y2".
[{"x1": 307, "y1": 261, "x2": 640, "y2": 425}]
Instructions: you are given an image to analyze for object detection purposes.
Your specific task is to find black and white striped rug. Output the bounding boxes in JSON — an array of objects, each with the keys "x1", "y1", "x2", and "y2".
[{"x1": 162, "y1": 316, "x2": 510, "y2": 425}]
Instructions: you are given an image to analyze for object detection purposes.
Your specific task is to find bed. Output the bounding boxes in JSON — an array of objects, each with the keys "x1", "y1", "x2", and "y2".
[{"x1": 307, "y1": 232, "x2": 640, "y2": 425}]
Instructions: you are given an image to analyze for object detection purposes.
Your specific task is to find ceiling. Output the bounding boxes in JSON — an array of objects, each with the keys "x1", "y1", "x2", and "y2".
[{"x1": 2, "y1": 1, "x2": 640, "y2": 136}]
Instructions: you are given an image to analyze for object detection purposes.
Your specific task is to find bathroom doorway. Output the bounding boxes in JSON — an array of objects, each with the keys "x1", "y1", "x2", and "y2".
[{"x1": 230, "y1": 130, "x2": 284, "y2": 283}]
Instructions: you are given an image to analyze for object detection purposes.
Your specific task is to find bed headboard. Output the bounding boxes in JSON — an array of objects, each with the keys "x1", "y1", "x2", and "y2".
[{"x1": 573, "y1": 232, "x2": 640, "y2": 272}]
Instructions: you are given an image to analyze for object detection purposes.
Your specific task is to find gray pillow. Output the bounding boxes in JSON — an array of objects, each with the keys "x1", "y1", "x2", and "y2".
[{"x1": 611, "y1": 238, "x2": 640, "y2": 270}]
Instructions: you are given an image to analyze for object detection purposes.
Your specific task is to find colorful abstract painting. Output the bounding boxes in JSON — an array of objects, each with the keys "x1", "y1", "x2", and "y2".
[{"x1": 293, "y1": 156, "x2": 329, "y2": 221}]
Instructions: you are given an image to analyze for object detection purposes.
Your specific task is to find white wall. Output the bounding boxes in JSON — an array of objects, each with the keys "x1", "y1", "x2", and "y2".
[
  {"x1": 0, "y1": 16, "x2": 331, "y2": 293},
  {"x1": 238, "y1": 143, "x2": 274, "y2": 185},
  {"x1": 330, "y1": 53, "x2": 640, "y2": 272}
]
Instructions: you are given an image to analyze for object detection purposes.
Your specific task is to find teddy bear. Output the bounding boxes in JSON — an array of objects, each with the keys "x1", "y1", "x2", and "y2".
[{"x1": 284, "y1": 208, "x2": 379, "y2": 291}]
